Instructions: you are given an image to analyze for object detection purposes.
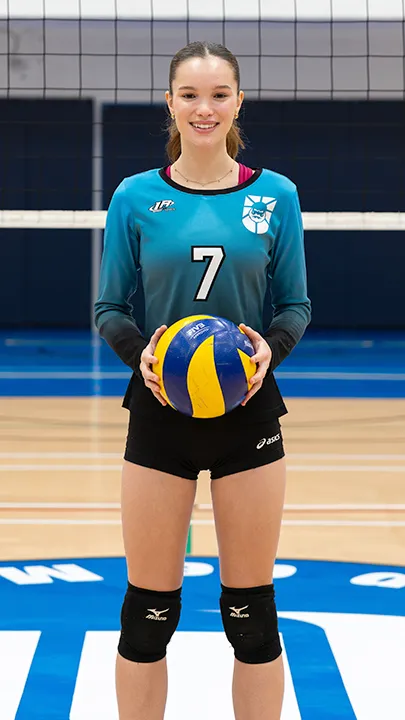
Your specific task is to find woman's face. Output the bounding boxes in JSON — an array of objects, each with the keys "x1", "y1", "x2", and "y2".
[{"x1": 166, "y1": 55, "x2": 244, "y2": 152}]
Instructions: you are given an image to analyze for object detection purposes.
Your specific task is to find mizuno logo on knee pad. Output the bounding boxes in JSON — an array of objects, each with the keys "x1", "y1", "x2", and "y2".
[
  {"x1": 221, "y1": 586, "x2": 281, "y2": 664},
  {"x1": 118, "y1": 587, "x2": 181, "y2": 663},
  {"x1": 145, "y1": 608, "x2": 170, "y2": 621},
  {"x1": 229, "y1": 605, "x2": 250, "y2": 618}
]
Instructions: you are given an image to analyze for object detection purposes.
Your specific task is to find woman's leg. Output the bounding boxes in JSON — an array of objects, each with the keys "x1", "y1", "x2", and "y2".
[
  {"x1": 211, "y1": 458, "x2": 286, "y2": 720},
  {"x1": 116, "y1": 461, "x2": 197, "y2": 720}
]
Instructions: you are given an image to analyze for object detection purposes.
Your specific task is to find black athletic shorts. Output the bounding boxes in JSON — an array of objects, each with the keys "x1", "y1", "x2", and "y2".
[{"x1": 123, "y1": 374, "x2": 286, "y2": 481}]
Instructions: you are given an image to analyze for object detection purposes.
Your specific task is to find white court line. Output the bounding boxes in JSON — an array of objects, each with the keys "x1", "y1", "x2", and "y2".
[
  {"x1": 1, "y1": 452, "x2": 405, "y2": 461},
  {"x1": 0, "y1": 502, "x2": 122, "y2": 509},
  {"x1": 1, "y1": 502, "x2": 405, "y2": 511},
  {"x1": 282, "y1": 520, "x2": 405, "y2": 527},
  {"x1": 0, "y1": 371, "x2": 405, "y2": 380},
  {"x1": 0, "y1": 372, "x2": 129, "y2": 379},
  {"x1": 0, "y1": 519, "x2": 404, "y2": 527},
  {"x1": 0, "y1": 465, "x2": 122, "y2": 471},
  {"x1": 277, "y1": 371, "x2": 405, "y2": 380},
  {"x1": 289, "y1": 454, "x2": 405, "y2": 461},
  {"x1": 198, "y1": 520, "x2": 405, "y2": 528},
  {"x1": 279, "y1": 465, "x2": 405, "y2": 473},
  {"x1": 0, "y1": 519, "x2": 121, "y2": 526},
  {"x1": 0, "y1": 453, "x2": 123, "y2": 459},
  {"x1": 1, "y1": 463, "x2": 405, "y2": 472},
  {"x1": 0, "y1": 631, "x2": 41, "y2": 720},
  {"x1": 196, "y1": 503, "x2": 405, "y2": 512}
]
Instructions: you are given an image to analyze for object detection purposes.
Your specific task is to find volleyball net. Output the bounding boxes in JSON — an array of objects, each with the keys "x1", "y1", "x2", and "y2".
[
  {"x1": 2, "y1": 2, "x2": 405, "y2": 100},
  {"x1": 1, "y1": 2, "x2": 404, "y2": 330}
]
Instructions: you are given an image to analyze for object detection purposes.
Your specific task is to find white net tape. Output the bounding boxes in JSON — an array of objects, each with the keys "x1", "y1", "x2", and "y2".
[{"x1": 1, "y1": 210, "x2": 405, "y2": 230}]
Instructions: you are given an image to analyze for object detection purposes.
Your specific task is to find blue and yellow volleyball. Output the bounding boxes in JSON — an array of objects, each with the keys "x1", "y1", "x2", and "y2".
[{"x1": 154, "y1": 315, "x2": 256, "y2": 419}]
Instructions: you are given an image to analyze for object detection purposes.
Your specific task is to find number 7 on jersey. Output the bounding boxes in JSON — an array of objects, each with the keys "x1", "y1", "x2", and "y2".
[{"x1": 192, "y1": 246, "x2": 226, "y2": 301}]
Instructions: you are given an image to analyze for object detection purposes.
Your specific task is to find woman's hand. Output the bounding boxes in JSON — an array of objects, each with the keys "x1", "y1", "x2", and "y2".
[
  {"x1": 139, "y1": 325, "x2": 168, "y2": 406},
  {"x1": 239, "y1": 323, "x2": 272, "y2": 406}
]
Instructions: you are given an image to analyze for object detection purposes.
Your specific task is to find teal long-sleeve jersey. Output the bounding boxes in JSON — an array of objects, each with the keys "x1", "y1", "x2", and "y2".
[{"x1": 94, "y1": 167, "x2": 311, "y2": 381}]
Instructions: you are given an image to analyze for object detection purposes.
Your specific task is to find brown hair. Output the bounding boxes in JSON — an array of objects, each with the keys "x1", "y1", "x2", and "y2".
[{"x1": 166, "y1": 41, "x2": 245, "y2": 163}]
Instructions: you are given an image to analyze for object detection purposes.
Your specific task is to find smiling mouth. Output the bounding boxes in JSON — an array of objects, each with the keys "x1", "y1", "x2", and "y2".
[{"x1": 190, "y1": 122, "x2": 219, "y2": 131}]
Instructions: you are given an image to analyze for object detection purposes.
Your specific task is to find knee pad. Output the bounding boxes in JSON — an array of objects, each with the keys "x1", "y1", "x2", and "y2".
[
  {"x1": 118, "y1": 582, "x2": 181, "y2": 663},
  {"x1": 220, "y1": 583, "x2": 282, "y2": 664}
]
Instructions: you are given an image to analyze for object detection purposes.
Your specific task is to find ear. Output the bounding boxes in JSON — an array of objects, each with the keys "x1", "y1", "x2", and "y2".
[
  {"x1": 237, "y1": 90, "x2": 244, "y2": 115},
  {"x1": 165, "y1": 90, "x2": 173, "y2": 115}
]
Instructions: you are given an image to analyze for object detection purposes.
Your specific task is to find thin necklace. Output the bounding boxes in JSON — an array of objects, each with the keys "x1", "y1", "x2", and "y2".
[{"x1": 172, "y1": 162, "x2": 235, "y2": 187}]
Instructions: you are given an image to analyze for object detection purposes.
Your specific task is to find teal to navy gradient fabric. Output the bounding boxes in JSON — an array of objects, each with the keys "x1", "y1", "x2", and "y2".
[{"x1": 95, "y1": 167, "x2": 311, "y2": 378}]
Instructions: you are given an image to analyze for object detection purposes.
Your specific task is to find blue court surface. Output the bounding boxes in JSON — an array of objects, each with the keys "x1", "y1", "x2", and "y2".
[
  {"x1": 1, "y1": 329, "x2": 405, "y2": 398},
  {"x1": 0, "y1": 556, "x2": 404, "y2": 719}
]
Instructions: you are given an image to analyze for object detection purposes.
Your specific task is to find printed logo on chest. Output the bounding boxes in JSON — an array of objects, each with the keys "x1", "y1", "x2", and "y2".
[
  {"x1": 242, "y1": 195, "x2": 277, "y2": 234},
  {"x1": 149, "y1": 200, "x2": 175, "y2": 213}
]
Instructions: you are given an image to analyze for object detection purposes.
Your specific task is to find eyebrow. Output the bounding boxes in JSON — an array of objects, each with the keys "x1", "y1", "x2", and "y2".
[{"x1": 178, "y1": 85, "x2": 232, "y2": 91}]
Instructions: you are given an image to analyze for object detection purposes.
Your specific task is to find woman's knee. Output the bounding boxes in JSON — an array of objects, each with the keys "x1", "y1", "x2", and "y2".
[
  {"x1": 118, "y1": 582, "x2": 182, "y2": 663},
  {"x1": 219, "y1": 582, "x2": 282, "y2": 664}
]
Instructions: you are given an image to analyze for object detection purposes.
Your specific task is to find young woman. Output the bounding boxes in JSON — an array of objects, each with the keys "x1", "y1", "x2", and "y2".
[{"x1": 95, "y1": 41, "x2": 311, "y2": 720}]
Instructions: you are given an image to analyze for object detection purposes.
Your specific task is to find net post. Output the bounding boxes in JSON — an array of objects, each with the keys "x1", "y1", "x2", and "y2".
[
  {"x1": 91, "y1": 98, "x2": 103, "y2": 334},
  {"x1": 91, "y1": 99, "x2": 103, "y2": 395}
]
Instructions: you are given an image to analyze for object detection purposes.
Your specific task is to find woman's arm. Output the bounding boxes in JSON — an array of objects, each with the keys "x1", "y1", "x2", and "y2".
[
  {"x1": 264, "y1": 187, "x2": 311, "y2": 371},
  {"x1": 94, "y1": 180, "x2": 148, "y2": 376}
]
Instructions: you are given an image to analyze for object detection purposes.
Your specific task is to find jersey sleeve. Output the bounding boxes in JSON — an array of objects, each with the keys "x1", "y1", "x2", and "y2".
[
  {"x1": 264, "y1": 187, "x2": 311, "y2": 371},
  {"x1": 94, "y1": 180, "x2": 148, "y2": 374}
]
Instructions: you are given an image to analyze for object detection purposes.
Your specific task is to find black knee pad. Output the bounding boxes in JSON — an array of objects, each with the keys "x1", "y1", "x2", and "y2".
[
  {"x1": 220, "y1": 583, "x2": 282, "y2": 664},
  {"x1": 118, "y1": 582, "x2": 181, "y2": 663}
]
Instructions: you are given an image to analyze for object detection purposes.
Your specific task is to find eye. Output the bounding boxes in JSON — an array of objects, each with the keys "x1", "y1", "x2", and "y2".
[
  {"x1": 182, "y1": 93, "x2": 196, "y2": 99},
  {"x1": 214, "y1": 93, "x2": 228, "y2": 99}
]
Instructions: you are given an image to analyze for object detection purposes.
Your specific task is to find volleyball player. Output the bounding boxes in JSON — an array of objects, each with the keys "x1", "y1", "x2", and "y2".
[{"x1": 95, "y1": 41, "x2": 311, "y2": 720}]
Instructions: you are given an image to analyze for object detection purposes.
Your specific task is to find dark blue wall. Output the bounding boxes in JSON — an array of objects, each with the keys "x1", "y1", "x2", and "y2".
[
  {"x1": 243, "y1": 101, "x2": 405, "y2": 213},
  {"x1": 1, "y1": 99, "x2": 404, "y2": 328},
  {"x1": 0, "y1": 99, "x2": 92, "y2": 328}
]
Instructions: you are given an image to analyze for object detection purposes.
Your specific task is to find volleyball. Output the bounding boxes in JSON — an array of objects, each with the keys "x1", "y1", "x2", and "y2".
[{"x1": 154, "y1": 315, "x2": 256, "y2": 419}]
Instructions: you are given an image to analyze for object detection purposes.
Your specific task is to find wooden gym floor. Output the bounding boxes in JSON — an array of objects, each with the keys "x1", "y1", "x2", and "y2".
[{"x1": 1, "y1": 396, "x2": 404, "y2": 566}]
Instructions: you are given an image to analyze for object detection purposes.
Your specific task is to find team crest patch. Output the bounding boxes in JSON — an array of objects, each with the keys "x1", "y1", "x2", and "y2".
[{"x1": 242, "y1": 195, "x2": 277, "y2": 234}]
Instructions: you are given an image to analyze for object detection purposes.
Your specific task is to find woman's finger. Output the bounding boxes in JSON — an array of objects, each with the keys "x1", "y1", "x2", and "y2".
[
  {"x1": 142, "y1": 372, "x2": 167, "y2": 405},
  {"x1": 141, "y1": 353, "x2": 157, "y2": 367},
  {"x1": 239, "y1": 323, "x2": 260, "y2": 339},
  {"x1": 241, "y1": 389, "x2": 255, "y2": 406},
  {"x1": 249, "y1": 354, "x2": 261, "y2": 364},
  {"x1": 144, "y1": 370, "x2": 160, "y2": 383},
  {"x1": 150, "y1": 325, "x2": 168, "y2": 351},
  {"x1": 140, "y1": 358, "x2": 151, "y2": 375},
  {"x1": 251, "y1": 354, "x2": 268, "y2": 366},
  {"x1": 141, "y1": 352, "x2": 158, "y2": 367},
  {"x1": 249, "y1": 373, "x2": 263, "y2": 385},
  {"x1": 252, "y1": 347, "x2": 272, "y2": 368},
  {"x1": 151, "y1": 390, "x2": 167, "y2": 406},
  {"x1": 241, "y1": 379, "x2": 263, "y2": 406},
  {"x1": 152, "y1": 393, "x2": 167, "y2": 406},
  {"x1": 139, "y1": 329, "x2": 168, "y2": 408},
  {"x1": 152, "y1": 324, "x2": 168, "y2": 337},
  {"x1": 145, "y1": 379, "x2": 164, "y2": 394}
]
